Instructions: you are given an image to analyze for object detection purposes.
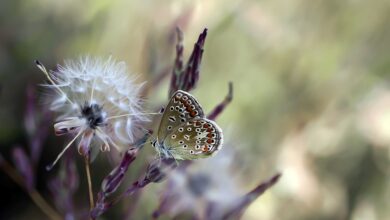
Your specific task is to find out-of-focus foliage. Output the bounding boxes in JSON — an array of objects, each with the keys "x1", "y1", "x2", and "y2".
[{"x1": 1, "y1": 0, "x2": 389, "y2": 219}]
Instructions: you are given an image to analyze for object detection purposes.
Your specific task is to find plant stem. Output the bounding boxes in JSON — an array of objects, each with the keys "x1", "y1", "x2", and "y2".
[
  {"x1": 29, "y1": 190, "x2": 62, "y2": 220},
  {"x1": 84, "y1": 157, "x2": 94, "y2": 219},
  {"x1": 0, "y1": 159, "x2": 62, "y2": 220}
]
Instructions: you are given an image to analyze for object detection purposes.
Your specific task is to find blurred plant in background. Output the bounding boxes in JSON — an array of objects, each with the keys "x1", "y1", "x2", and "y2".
[{"x1": 1, "y1": 0, "x2": 390, "y2": 219}]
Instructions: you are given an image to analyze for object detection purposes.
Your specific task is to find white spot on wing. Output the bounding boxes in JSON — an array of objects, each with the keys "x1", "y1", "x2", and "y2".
[{"x1": 195, "y1": 131, "x2": 208, "y2": 139}]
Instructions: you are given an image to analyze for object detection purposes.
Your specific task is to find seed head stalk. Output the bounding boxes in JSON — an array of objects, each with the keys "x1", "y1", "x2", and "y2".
[{"x1": 85, "y1": 157, "x2": 95, "y2": 220}]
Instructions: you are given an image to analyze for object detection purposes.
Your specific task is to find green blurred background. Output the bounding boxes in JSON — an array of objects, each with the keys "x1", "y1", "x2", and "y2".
[{"x1": 1, "y1": 0, "x2": 390, "y2": 219}]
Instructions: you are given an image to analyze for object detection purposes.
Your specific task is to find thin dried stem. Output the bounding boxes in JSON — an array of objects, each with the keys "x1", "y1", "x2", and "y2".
[
  {"x1": 0, "y1": 159, "x2": 62, "y2": 220},
  {"x1": 84, "y1": 157, "x2": 95, "y2": 220},
  {"x1": 29, "y1": 190, "x2": 62, "y2": 220}
]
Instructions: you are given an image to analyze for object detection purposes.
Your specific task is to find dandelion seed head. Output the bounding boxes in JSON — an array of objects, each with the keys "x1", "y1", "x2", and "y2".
[{"x1": 40, "y1": 56, "x2": 148, "y2": 165}]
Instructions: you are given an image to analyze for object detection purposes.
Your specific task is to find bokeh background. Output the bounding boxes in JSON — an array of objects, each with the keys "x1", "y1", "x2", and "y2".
[{"x1": 1, "y1": 0, "x2": 390, "y2": 219}]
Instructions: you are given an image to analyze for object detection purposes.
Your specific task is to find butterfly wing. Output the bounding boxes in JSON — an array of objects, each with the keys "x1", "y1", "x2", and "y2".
[
  {"x1": 161, "y1": 118, "x2": 223, "y2": 160},
  {"x1": 157, "y1": 90, "x2": 204, "y2": 143}
]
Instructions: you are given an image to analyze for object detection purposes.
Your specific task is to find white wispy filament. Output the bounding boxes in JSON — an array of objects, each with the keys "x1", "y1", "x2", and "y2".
[{"x1": 37, "y1": 56, "x2": 149, "y2": 169}]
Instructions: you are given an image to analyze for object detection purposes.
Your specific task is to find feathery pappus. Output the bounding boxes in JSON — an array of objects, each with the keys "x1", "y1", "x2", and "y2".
[{"x1": 36, "y1": 56, "x2": 150, "y2": 169}]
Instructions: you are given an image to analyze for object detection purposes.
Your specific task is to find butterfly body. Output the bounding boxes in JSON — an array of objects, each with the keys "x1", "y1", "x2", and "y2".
[{"x1": 154, "y1": 90, "x2": 223, "y2": 160}]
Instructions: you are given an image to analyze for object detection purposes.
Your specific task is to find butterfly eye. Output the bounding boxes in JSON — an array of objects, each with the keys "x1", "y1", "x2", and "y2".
[
  {"x1": 187, "y1": 127, "x2": 192, "y2": 131},
  {"x1": 183, "y1": 144, "x2": 188, "y2": 148},
  {"x1": 178, "y1": 127, "x2": 184, "y2": 132},
  {"x1": 167, "y1": 126, "x2": 172, "y2": 130},
  {"x1": 195, "y1": 128, "x2": 201, "y2": 132},
  {"x1": 195, "y1": 145, "x2": 201, "y2": 149},
  {"x1": 170, "y1": 106, "x2": 175, "y2": 111},
  {"x1": 181, "y1": 119, "x2": 185, "y2": 122},
  {"x1": 176, "y1": 93, "x2": 183, "y2": 98},
  {"x1": 179, "y1": 140, "x2": 184, "y2": 144},
  {"x1": 183, "y1": 96, "x2": 188, "y2": 101},
  {"x1": 190, "y1": 150, "x2": 194, "y2": 154},
  {"x1": 171, "y1": 134, "x2": 177, "y2": 139},
  {"x1": 196, "y1": 140, "x2": 201, "y2": 144},
  {"x1": 187, "y1": 100, "x2": 192, "y2": 104},
  {"x1": 190, "y1": 105, "x2": 195, "y2": 110}
]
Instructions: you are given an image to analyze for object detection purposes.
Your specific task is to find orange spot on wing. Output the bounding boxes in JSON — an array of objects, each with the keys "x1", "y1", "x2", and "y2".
[{"x1": 190, "y1": 111, "x2": 196, "y2": 117}]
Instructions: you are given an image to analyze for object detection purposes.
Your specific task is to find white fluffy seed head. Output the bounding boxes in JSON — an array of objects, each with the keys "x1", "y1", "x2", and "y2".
[{"x1": 43, "y1": 56, "x2": 148, "y2": 150}]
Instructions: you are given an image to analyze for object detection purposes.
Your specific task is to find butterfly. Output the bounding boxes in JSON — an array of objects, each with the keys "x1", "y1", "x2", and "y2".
[{"x1": 152, "y1": 90, "x2": 223, "y2": 160}]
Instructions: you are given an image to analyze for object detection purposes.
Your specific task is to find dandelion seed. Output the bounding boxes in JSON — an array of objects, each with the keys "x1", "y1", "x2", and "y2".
[{"x1": 36, "y1": 56, "x2": 150, "y2": 169}]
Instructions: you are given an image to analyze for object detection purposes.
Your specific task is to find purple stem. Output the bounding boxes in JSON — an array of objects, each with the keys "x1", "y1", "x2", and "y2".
[
  {"x1": 91, "y1": 179, "x2": 151, "y2": 218},
  {"x1": 48, "y1": 151, "x2": 78, "y2": 218},
  {"x1": 101, "y1": 148, "x2": 138, "y2": 196},
  {"x1": 91, "y1": 135, "x2": 149, "y2": 218},
  {"x1": 91, "y1": 158, "x2": 177, "y2": 218},
  {"x1": 12, "y1": 147, "x2": 34, "y2": 191},
  {"x1": 207, "y1": 82, "x2": 233, "y2": 121},
  {"x1": 169, "y1": 28, "x2": 208, "y2": 97},
  {"x1": 152, "y1": 181, "x2": 176, "y2": 219},
  {"x1": 222, "y1": 173, "x2": 282, "y2": 220},
  {"x1": 169, "y1": 27, "x2": 184, "y2": 97},
  {"x1": 24, "y1": 85, "x2": 51, "y2": 164}
]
